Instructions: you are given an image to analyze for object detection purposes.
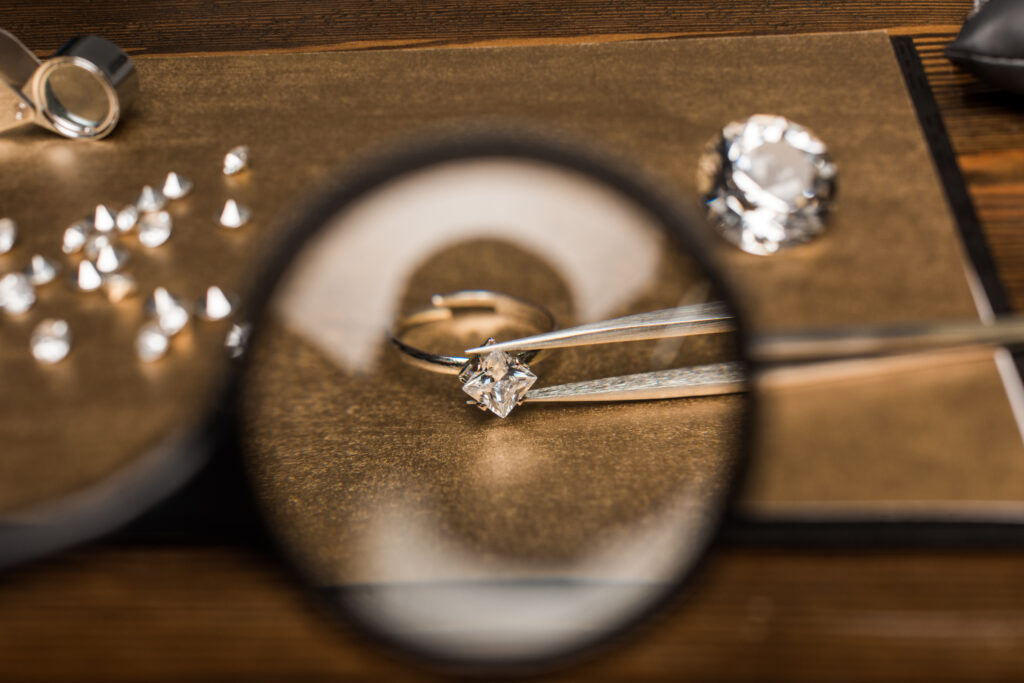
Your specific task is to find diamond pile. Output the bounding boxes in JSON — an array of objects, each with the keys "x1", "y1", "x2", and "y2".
[{"x1": 1, "y1": 146, "x2": 254, "y2": 365}]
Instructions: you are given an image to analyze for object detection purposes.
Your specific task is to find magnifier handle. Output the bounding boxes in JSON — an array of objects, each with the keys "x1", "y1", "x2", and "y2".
[
  {"x1": 0, "y1": 29, "x2": 40, "y2": 134},
  {"x1": 0, "y1": 28, "x2": 41, "y2": 88}
]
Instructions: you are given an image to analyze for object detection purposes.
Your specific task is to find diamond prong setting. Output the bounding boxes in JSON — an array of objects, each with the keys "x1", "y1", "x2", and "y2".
[{"x1": 458, "y1": 338, "x2": 537, "y2": 418}]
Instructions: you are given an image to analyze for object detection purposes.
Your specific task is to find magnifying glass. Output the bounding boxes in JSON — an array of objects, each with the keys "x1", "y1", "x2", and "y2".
[
  {"x1": 235, "y1": 133, "x2": 753, "y2": 672},
  {"x1": 0, "y1": 29, "x2": 136, "y2": 140}
]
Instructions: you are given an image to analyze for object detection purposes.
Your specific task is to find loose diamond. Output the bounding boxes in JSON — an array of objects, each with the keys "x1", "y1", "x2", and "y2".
[
  {"x1": 137, "y1": 211, "x2": 172, "y2": 247},
  {"x1": 62, "y1": 220, "x2": 91, "y2": 255},
  {"x1": 24, "y1": 254, "x2": 60, "y2": 285},
  {"x1": 30, "y1": 318, "x2": 71, "y2": 364},
  {"x1": 218, "y1": 199, "x2": 251, "y2": 228},
  {"x1": 0, "y1": 272, "x2": 35, "y2": 314},
  {"x1": 0, "y1": 217, "x2": 17, "y2": 253},
  {"x1": 196, "y1": 285, "x2": 236, "y2": 320},
  {"x1": 458, "y1": 339, "x2": 537, "y2": 418},
  {"x1": 69, "y1": 260, "x2": 103, "y2": 292},
  {"x1": 93, "y1": 244, "x2": 130, "y2": 274},
  {"x1": 162, "y1": 172, "x2": 193, "y2": 199},
  {"x1": 93, "y1": 204, "x2": 117, "y2": 233},
  {"x1": 144, "y1": 286, "x2": 190, "y2": 335},
  {"x1": 135, "y1": 321, "x2": 169, "y2": 362},
  {"x1": 116, "y1": 205, "x2": 139, "y2": 233},
  {"x1": 697, "y1": 114, "x2": 836, "y2": 256},
  {"x1": 136, "y1": 185, "x2": 167, "y2": 212},
  {"x1": 84, "y1": 233, "x2": 113, "y2": 260},
  {"x1": 102, "y1": 272, "x2": 139, "y2": 302},
  {"x1": 225, "y1": 322, "x2": 251, "y2": 359},
  {"x1": 223, "y1": 146, "x2": 250, "y2": 175}
]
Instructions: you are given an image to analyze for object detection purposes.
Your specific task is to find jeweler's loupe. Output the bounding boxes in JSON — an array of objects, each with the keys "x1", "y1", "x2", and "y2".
[
  {"x1": 0, "y1": 29, "x2": 136, "y2": 140},
  {"x1": 236, "y1": 133, "x2": 752, "y2": 672}
]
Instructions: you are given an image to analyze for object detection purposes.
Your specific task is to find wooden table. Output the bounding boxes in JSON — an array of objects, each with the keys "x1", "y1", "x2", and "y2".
[{"x1": 4, "y1": 2, "x2": 1024, "y2": 680}]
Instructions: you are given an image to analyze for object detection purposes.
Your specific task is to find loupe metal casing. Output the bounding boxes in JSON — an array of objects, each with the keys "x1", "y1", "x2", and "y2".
[{"x1": 0, "y1": 29, "x2": 137, "y2": 140}]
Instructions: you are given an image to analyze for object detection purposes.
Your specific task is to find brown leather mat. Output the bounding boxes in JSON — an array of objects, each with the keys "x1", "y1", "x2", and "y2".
[{"x1": 0, "y1": 30, "x2": 1015, "y2": 538}]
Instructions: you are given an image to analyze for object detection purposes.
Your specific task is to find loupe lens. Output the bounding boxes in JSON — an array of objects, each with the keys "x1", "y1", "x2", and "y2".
[
  {"x1": 40, "y1": 61, "x2": 112, "y2": 136},
  {"x1": 238, "y1": 137, "x2": 751, "y2": 670}
]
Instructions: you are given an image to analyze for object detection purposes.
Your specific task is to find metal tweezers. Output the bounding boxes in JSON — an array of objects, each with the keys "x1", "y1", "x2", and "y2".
[{"x1": 464, "y1": 302, "x2": 1024, "y2": 403}]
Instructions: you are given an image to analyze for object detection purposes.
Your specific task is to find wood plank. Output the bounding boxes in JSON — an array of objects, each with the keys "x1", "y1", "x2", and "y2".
[
  {"x1": 4, "y1": 546, "x2": 1024, "y2": 681},
  {"x1": 2, "y1": 1, "x2": 972, "y2": 55}
]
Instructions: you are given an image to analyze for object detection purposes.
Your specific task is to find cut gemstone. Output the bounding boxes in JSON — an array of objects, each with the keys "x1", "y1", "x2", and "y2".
[
  {"x1": 0, "y1": 272, "x2": 35, "y2": 314},
  {"x1": 136, "y1": 185, "x2": 167, "y2": 212},
  {"x1": 30, "y1": 318, "x2": 71, "y2": 364},
  {"x1": 218, "y1": 199, "x2": 251, "y2": 228},
  {"x1": 102, "y1": 272, "x2": 139, "y2": 302},
  {"x1": 225, "y1": 322, "x2": 251, "y2": 359},
  {"x1": 135, "y1": 321, "x2": 169, "y2": 362},
  {"x1": 24, "y1": 254, "x2": 60, "y2": 285},
  {"x1": 162, "y1": 172, "x2": 193, "y2": 199},
  {"x1": 0, "y1": 217, "x2": 17, "y2": 254},
  {"x1": 697, "y1": 114, "x2": 836, "y2": 256},
  {"x1": 84, "y1": 233, "x2": 113, "y2": 260},
  {"x1": 62, "y1": 220, "x2": 91, "y2": 255},
  {"x1": 93, "y1": 244, "x2": 130, "y2": 274},
  {"x1": 223, "y1": 145, "x2": 250, "y2": 175},
  {"x1": 69, "y1": 260, "x2": 103, "y2": 292},
  {"x1": 116, "y1": 205, "x2": 139, "y2": 233},
  {"x1": 93, "y1": 204, "x2": 117, "y2": 233},
  {"x1": 458, "y1": 339, "x2": 538, "y2": 418},
  {"x1": 196, "y1": 285, "x2": 236, "y2": 321},
  {"x1": 144, "y1": 286, "x2": 190, "y2": 335},
  {"x1": 138, "y1": 211, "x2": 172, "y2": 248}
]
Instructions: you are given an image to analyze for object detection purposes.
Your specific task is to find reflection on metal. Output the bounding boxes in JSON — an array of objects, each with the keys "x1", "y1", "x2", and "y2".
[
  {"x1": 0, "y1": 29, "x2": 136, "y2": 140},
  {"x1": 525, "y1": 362, "x2": 745, "y2": 403}
]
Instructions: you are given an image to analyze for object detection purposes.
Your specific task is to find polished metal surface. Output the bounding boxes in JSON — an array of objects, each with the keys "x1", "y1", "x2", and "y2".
[{"x1": 0, "y1": 29, "x2": 136, "y2": 139}]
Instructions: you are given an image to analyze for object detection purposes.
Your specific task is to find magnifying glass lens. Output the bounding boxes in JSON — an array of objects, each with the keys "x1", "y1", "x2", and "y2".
[
  {"x1": 41, "y1": 63, "x2": 111, "y2": 131},
  {"x1": 239, "y1": 139, "x2": 751, "y2": 670}
]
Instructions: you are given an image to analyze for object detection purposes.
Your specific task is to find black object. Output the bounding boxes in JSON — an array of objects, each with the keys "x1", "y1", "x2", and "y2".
[{"x1": 946, "y1": 0, "x2": 1024, "y2": 95}]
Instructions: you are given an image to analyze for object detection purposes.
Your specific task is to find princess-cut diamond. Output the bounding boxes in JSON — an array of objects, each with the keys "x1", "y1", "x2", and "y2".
[
  {"x1": 458, "y1": 339, "x2": 537, "y2": 418},
  {"x1": 697, "y1": 114, "x2": 836, "y2": 256}
]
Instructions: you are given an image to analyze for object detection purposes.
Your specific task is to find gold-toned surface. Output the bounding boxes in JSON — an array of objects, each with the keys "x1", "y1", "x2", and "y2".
[{"x1": 0, "y1": 30, "x2": 1017, "y2": 531}]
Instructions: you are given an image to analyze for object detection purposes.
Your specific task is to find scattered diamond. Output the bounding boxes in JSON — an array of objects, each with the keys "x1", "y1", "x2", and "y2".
[
  {"x1": 24, "y1": 254, "x2": 60, "y2": 285},
  {"x1": 144, "y1": 286, "x2": 190, "y2": 335},
  {"x1": 135, "y1": 185, "x2": 167, "y2": 212},
  {"x1": 102, "y1": 272, "x2": 139, "y2": 302},
  {"x1": 218, "y1": 199, "x2": 251, "y2": 228},
  {"x1": 162, "y1": 172, "x2": 193, "y2": 199},
  {"x1": 225, "y1": 322, "x2": 251, "y2": 359},
  {"x1": 93, "y1": 204, "x2": 117, "y2": 233},
  {"x1": 223, "y1": 146, "x2": 250, "y2": 175},
  {"x1": 458, "y1": 339, "x2": 538, "y2": 418},
  {"x1": 137, "y1": 211, "x2": 172, "y2": 248},
  {"x1": 116, "y1": 205, "x2": 139, "y2": 233},
  {"x1": 195, "y1": 286, "x2": 237, "y2": 321},
  {"x1": 30, "y1": 318, "x2": 71, "y2": 364},
  {"x1": 62, "y1": 220, "x2": 90, "y2": 255},
  {"x1": 69, "y1": 260, "x2": 103, "y2": 292},
  {"x1": 0, "y1": 217, "x2": 17, "y2": 254},
  {"x1": 93, "y1": 243, "x2": 130, "y2": 274},
  {"x1": 84, "y1": 232, "x2": 113, "y2": 259},
  {"x1": 135, "y1": 321, "x2": 169, "y2": 362},
  {"x1": 697, "y1": 114, "x2": 836, "y2": 255},
  {"x1": 0, "y1": 272, "x2": 35, "y2": 314}
]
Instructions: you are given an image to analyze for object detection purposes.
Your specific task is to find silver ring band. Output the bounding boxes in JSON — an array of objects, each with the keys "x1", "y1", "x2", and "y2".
[{"x1": 390, "y1": 290, "x2": 556, "y2": 374}]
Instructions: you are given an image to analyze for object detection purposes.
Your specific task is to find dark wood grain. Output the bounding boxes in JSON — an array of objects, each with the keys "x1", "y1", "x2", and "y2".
[
  {"x1": 6, "y1": 546, "x2": 1024, "y2": 682},
  {"x1": 3, "y1": 1, "x2": 967, "y2": 55},
  {"x1": 7, "y1": 1, "x2": 1024, "y2": 680}
]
